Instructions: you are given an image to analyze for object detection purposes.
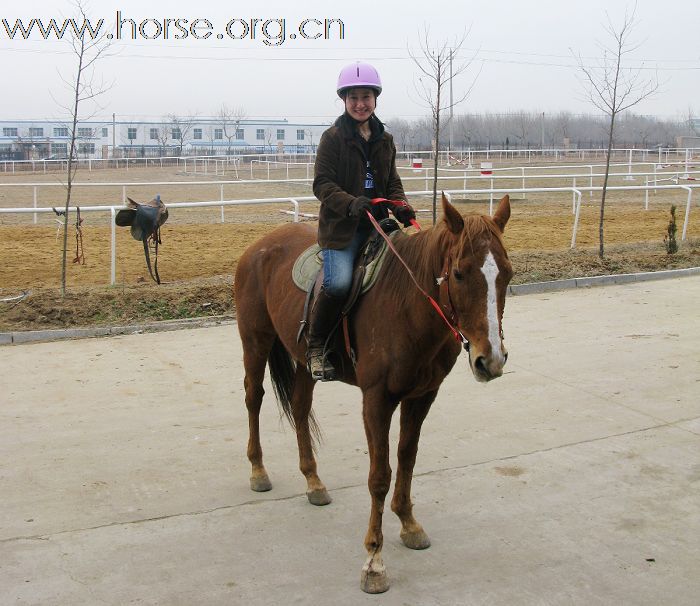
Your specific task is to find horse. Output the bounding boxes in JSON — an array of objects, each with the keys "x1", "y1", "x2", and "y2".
[{"x1": 234, "y1": 193, "x2": 512, "y2": 593}]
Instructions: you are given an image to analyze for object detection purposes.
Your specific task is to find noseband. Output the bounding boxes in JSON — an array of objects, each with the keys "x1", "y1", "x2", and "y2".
[{"x1": 436, "y1": 252, "x2": 506, "y2": 354}]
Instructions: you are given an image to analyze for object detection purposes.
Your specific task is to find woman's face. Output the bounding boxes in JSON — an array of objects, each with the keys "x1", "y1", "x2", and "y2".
[{"x1": 344, "y1": 88, "x2": 376, "y2": 122}]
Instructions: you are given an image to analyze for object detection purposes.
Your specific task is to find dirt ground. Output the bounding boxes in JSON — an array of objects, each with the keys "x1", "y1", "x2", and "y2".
[{"x1": 1, "y1": 162, "x2": 698, "y2": 330}]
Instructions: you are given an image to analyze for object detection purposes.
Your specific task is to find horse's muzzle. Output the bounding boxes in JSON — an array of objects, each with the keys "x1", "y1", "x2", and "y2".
[{"x1": 471, "y1": 349, "x2": 507, "y2": 383}]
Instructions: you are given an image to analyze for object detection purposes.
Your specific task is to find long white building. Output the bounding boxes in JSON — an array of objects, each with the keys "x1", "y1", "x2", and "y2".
[{"x1": 0, "y1": 117, "x2": 330, "y2": 160}]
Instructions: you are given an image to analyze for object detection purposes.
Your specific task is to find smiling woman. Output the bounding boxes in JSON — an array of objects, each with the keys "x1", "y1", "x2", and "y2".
[{"x1": 307, "y1": 61, "x2": 417, "y2": 381}]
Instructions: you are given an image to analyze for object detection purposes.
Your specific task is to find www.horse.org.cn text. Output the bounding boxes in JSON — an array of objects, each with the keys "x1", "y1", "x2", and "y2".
[{"x1": 1, "y1": 13, "x2": 346, "y2": 46}]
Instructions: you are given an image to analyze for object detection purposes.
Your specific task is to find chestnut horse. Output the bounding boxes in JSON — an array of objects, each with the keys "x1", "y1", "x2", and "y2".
[{"x1": 234, "y1": 193, "x2": 512, "y2": 593}]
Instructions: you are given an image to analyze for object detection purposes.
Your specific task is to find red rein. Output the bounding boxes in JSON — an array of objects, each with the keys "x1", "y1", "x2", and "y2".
[{"x1": 364, "y1": 203, "x2": 469, "y2": 350}]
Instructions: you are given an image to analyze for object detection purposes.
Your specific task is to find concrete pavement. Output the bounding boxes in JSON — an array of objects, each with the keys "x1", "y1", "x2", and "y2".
[{"x1": 1, "y1": 276, "x2": 699, "y2": 605}]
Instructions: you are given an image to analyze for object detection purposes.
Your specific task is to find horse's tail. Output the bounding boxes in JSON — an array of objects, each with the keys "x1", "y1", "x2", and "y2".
[{"x1": 267, "y1": 336, "x2": 322, "y2": 451}]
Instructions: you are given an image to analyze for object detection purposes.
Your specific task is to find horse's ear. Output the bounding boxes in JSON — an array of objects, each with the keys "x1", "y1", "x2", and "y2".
[
  {"x1": 492, "y1": 195, "x2": 511, "y2": 233},
  {"x1": 126, "y1": 197, "x2": 139, "y2": 208},
  {"x1": 441, "y1": 192, "x2": 464, "y2": 234}
]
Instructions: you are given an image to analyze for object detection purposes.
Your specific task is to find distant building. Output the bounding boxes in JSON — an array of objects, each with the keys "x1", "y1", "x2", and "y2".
[{"x1": 0, "y1": 117, "x2": 330, "y2": 160}]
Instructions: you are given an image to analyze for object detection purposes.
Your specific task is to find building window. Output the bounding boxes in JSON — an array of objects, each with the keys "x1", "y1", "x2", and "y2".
[
  {"x1": 78, "y1": 143, "x2": 95, "y2": 154},
  {"x1": 276, "y1": 129, "x2": 285, "y2": 141},
  {"x1": 193, "y1": 128, "x2": 202, "y2": 140},
  {"x1": 236, "y1": 128, "x2": 244, "y2": 140},
  {"x1": 127, "y1": 128, "x2": 137, "y2": 141},
  {"x1": 214, "y1": 128, "x2": 223, "y2": 140},
  {"x1": 53, "y1": 127, "x2": 69, "y2": 137},
  {"x1": 171, "y1": 128, "x2": 181, "y2": 140},
  {"x1": 3, "y1": 127, "x2": 18, "y2": 137},
  {"x1": 256, "y1": 129, "x2": 265, "y2": 140},
  {"x1": 101, "y1": 128, "x2": 108, "y2": 137},
  {"x1": 297, "y1": 129, "x2": 305, "y2": 141},
  {"x1": 52, "y1": 143, "x2": 68, "y2": 155},
  {"x1": 29, "y1": 127, "x2": 44, "y2": 137},
  {"x1": 149, "y1": 128, "x2": 158, "y2": 140},
  {"x1": 77, "y1": 127, "x2": 93, "y2": 137}
]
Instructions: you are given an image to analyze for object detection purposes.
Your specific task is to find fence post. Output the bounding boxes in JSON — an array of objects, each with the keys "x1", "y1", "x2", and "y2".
[
  {"x1": 290, "y1": 198, "x2": 299, "y2": 222},
  {"x1": 645, "y1": 178, "x2": 649, "y2": 210},
  {"x1": 571, "y1": 191, "x2": 582, "y2": 248},
  {"x1": 110, "y1": 207, "x2": 116, "y2": 285},
  {"x1": 33, "y1": 186, "x2": 38, "y2": 224},
  {"x1": 681, "y1": 187, "x2": 693, "y2": 241}
]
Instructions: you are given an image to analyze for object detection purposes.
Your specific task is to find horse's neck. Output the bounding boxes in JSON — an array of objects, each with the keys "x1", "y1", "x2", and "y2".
[{"x1": 395, "y1": 227, "x2": 446, "y2": 290}]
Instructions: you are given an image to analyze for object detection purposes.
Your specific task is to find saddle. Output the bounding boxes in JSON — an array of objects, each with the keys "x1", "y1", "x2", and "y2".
[
  {"x1": 295, "y1": 218, "x2": 401, "y2": 370},
  {"x1": 115, "y1": 195, "x2": 168, "y2": 284}
]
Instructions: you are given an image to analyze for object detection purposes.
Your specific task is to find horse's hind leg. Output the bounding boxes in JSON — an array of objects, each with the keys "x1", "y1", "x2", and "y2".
[
  {"x1": 390, "y1": 391, "x2": 438, "y2": 550},
  {"x1": 291, "y1": 365, "x2": 332, "y2": 506},
  {"x1": 242, "y1": 337, "x2": 275, "y2": 492}
]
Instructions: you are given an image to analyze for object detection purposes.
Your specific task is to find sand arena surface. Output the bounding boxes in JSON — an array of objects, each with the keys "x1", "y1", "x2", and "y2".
[{"x1": 0, "y1": 162, "x2": 696, "y2": 289}]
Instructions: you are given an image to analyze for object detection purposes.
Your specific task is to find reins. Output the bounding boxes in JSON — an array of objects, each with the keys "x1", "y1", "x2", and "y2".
[{"x1": 365, "y1": 204, "x2": 470, "y2": 353}]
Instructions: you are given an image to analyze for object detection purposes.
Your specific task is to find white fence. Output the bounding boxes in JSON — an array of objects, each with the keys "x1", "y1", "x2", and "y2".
[
  {"x1": 3, "y1": 147, "x2": 698, "y2": 175},
  {"x1": 1, "y1": 183, "x2": 697, "y2": 286}
]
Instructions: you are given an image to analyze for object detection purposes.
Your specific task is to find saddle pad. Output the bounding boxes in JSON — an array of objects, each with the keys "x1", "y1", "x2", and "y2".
[{"x1": 292, "y1": 234, "x2": 395, "y2": 294}]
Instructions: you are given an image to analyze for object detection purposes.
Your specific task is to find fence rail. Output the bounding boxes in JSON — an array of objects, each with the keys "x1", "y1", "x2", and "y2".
[
  {"x1": 1, "y1": 183, "x2": 697, "y2": 286},
  {"x1": 3, "y1": 147, "x2": 699, "y2": 175}
]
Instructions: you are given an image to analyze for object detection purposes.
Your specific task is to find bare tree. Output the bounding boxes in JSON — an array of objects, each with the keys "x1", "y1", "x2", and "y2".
[
  {"x1": 572, "y1": 5, "x2": 658, "y2": 258},
  {"x1": 387, "y1": 118, "x2": 416, "y2": 152},
  {"x1": 54, "y1": 0, "x2": 112, "y2": 296},
  {"x1": 687, "y1": 108, "x2": 700, "y2": 137},
  {"x1": 304, "y1": 129, "x2": 316, "y2": 153},
  {"x1": 153, "y1": 121, "x2": 171, "y2": 157},
  {"x1": 409, "y1": 26, "x2": 479, "y2": 222},
  {"x1": 217, "y1": 104, "x2": 246, "y2": 155},
  {"x1": 167, "y1": 114, "x2": 197, "y2": 156}
]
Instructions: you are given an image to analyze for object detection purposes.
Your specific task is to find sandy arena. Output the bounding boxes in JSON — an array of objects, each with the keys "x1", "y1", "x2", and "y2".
[{"x1": 0, "y1": 162, "x2": 697, "y2": 289}]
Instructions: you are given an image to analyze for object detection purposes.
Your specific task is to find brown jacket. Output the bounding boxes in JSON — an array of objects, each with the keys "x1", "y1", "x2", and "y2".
[{"x1": 313, "y1": 114, "x2": 407, "y2": 249}]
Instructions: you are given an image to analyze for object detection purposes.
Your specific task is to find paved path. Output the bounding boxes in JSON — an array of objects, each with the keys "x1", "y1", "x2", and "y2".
[{"x1": 2, "y1": 277, "x2": 699, "y2": 605}]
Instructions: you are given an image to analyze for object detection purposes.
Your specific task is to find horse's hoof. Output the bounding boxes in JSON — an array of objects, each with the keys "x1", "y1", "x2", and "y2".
[
  {"x1": 361, "y1": 568, "x2": 390, "y2": 594},
  {"x1": 400, "y1": 528, "x2": 431, "y2": 550},
  {"x1": 250, "y1": 475, "x2": 272, "y2": 492},
  {"x1": 306, "y1": 488, "x2": 332, "y2": 506}
]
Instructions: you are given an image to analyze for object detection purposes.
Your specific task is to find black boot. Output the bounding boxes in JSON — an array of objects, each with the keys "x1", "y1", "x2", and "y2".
[{"x1": 307, "y1": 288, "x2": 343, "y2": 381}]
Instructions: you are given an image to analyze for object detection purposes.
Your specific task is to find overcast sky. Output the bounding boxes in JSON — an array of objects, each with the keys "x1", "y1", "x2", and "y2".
[{"x1": 2, "y1": 0, "x2": 699, "y2": 124}]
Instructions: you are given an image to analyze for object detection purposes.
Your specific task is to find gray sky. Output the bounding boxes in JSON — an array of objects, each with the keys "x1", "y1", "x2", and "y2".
[{"x1": 2, "y1": 0, "x2": 699, "y2": 124}]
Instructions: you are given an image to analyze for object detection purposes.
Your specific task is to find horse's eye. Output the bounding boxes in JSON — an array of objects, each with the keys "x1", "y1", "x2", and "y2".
[{"x1": 453, "y1": 269, "x2": 463, "y2": 281}]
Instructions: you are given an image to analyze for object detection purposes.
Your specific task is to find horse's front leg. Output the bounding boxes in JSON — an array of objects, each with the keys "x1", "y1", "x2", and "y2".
[
  {"x1": 360, "y1": 390, "x2": 399, "y2": 594},
  {"x1": 391, "y1": 391, "x2": 438, "y2": 550}
]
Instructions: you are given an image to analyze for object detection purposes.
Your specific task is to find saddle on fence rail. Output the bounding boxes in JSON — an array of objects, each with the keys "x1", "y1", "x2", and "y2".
[{"x1": 115, "y1": 195, "x2": 168, "y2": 284}]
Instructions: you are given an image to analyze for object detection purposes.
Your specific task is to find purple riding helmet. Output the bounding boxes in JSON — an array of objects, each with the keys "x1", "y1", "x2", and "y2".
[{"x1": 336, "y1": 62, "x2": 382, "y2": 98}]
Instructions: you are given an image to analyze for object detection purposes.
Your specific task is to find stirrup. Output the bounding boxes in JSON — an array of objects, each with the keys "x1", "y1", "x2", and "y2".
[{"x1": 307, "y1": 347, "x2": 337, "y2": 382}]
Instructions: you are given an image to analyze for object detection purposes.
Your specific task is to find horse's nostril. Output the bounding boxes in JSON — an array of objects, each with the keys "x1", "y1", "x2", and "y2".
[
  {"x1": 503, "y1": 352, "x2": 509, "y2": 364},
  {"x1": 474, "y1": 356, "x2": 488, "y2": 375}
]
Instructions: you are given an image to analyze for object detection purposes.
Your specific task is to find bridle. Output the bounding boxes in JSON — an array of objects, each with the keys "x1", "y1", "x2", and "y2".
[
  {"x1": 365, "y1": 210, "x2": 471, "y2": 354},
  {"x1": 436, "y1": 256, "x2": 470, "y2": 353}
]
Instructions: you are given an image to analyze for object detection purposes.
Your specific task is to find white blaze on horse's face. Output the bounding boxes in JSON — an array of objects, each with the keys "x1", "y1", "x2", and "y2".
[
  {"x1": 470, "y1": 247, "x2": 508, "y2": 383},
  {"x1": 481, "y1": 251, "x2": 504, "y2": 363}
]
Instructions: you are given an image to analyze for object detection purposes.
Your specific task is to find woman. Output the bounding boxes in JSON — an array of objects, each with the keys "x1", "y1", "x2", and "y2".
[{"x1": 308, "y1": 61, "x2": 417, "y2": 381}]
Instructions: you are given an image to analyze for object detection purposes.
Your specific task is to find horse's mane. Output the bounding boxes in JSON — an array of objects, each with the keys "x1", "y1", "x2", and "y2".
[{"x1": 380, "y1": 214, "x2": 506, "y2": 309}]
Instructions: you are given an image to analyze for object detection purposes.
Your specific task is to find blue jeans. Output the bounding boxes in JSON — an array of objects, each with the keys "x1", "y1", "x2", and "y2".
[{"x1": 321, "y1": 228, "x2": 369, "y2": 298}]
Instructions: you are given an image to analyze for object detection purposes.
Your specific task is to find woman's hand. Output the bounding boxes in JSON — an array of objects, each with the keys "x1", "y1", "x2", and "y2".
[
  {"x1": 348, "y1": 196, "x2": 373, "y2": 218},
  {"x1": 393, "y1": 203, "x2": 417, "y2": 227}
]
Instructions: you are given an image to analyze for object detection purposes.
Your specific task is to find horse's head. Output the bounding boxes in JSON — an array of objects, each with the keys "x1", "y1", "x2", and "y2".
[{"x1": 439, "y1": 193, "x2": 512, "y2": 382}]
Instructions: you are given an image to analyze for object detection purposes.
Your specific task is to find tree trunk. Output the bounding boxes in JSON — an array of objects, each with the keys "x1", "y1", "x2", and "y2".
[
  {"x1": 599, "y1": 113, "x2": 616, "y2": 259},
  {"x1": 61, "y1": 39, "x2": 85, "y2": 297},
  {"x1": 432, "y1": 75, "x2": 442, "y2": 225}
]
